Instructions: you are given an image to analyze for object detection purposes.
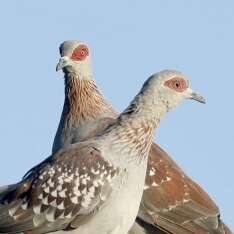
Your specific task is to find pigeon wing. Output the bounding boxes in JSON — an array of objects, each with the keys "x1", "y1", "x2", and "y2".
[
  {"x1": 140, "y1": 143, "x2": 228, "y2": 234},
  {"x1": 0, "y1": 143, "x2": 118, "y2": 233}
]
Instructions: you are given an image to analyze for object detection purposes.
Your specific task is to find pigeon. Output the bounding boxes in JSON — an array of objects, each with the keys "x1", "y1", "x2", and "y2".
[
  {"x1": 0, "y1": 69, "x2": 203, "y2": 234},
  {"x1": 54, "y1": 40, "x2": 231, "y2": 234}
]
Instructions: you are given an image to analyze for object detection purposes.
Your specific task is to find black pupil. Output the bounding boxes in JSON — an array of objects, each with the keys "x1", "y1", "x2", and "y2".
[{"x1": 175, "y1": 82, "x2": 180, "y2": 88}]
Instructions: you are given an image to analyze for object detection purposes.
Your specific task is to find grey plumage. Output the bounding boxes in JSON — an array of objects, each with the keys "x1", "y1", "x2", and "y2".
[
  {"x1": 0, "y1": 69, "x2": 200, "y2": 233},
  {"x1": 52, "y1": 40, "x2": 231, "y2": 234}
]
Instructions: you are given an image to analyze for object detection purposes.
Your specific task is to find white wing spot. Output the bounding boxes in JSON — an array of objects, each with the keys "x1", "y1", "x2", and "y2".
[
  {"x1": 21, "y1": 202, "x2": 28, "y2": 210},
  {"x1": 151, "y1": 181, "x2": 159, "y2": 187},
  {"x1": 64, "y1": 174, "x2": 74, "y2": 183},
  {"x1": 73, "y1": 186, "x2": 81, "y2": 196},
  {"x1": 100, "y1": 194, "x2": 106, "y2": 201},
  {"x1": 47, "y1": 178, "x2": 55, "y2": 187},
  {"x1": 42, "y1": 195, "x2": 49, "y2": 205},
  {"x1": 65, "y1": 212, "x2": 72, "y2": 219},
  {"x1": 71, "y1": 196, "x2": 79, "y2": 204},
  {"x1": 149, "y1": 167, "x2": 156, "y2": 176},
  {"x1": 33, "y1": 204, "x2": 42, "y2": 214},
  {"x1": 106, "y1": 174, "x2": 112, "y2": 181},
  {"x1": 50, "y1": 199, "x2": 57, "y2": 207},
  {"x1": 89, "y1": 186, "x2": 95, "y2": 194},
  {"x1": 59, "y1": 188, "x2": 67, "y2": 198},
  {"x1": 44, "y1": 186, "x2": 50, "y2": 193},
  {"x1": 91, "y1": 168, "x2": 100, "y2": 175},
  {"x1": 93, "y1": 181, "x2": 99, "y2": 187},
  {"x1": 166, "y1": 176, "x2": 171, "y2": 181},
  {"x1": 57, "y1": 201, "x2": 65, "y2": 210},
  {"x1": 51, "y1": 189, "x2": 58, "y2": 197},
  {"x1": 81, "y1": 187, "x2": 87, "y2": 195},
  {"x1": 82, "y1": 178, "x2": 87, "y2": 185},
  {"x1": 57, "y1": 184, "x2": 63, "y2": 191}
]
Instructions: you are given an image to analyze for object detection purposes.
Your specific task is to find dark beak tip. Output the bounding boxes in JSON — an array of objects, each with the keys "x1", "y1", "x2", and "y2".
[
  {"x1": 198, "y1": 96, "x2": 206, "y2": 104},
  {"x1": 201, "y1": 98, "x2": 206, "y2": 104},
  {"x1": 191, "y1": 92, "x2": 206, "y2": 104}
]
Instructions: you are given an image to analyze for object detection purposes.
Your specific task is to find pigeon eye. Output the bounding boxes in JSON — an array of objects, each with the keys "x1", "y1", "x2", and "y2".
[
  {"x1": 164, "y1": 77, "x2": 187, "y2": 92},
  {"x1": 71, "y1": 44, "x2": 89, "y2": 61},
  {"x1": 174, "y1": 81, "x2": 182, "y2": 89}
]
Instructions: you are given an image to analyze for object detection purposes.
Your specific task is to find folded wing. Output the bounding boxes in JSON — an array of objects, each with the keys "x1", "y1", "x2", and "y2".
[
  {"x1": 0, "y1": 143, "x2": 118, "y2": 233},
  {"x1": 140, "y1": 143, "x2": 230, "y2": 234}
]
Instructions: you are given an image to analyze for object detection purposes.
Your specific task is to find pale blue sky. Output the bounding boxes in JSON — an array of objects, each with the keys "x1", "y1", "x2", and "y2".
[{"x1": 0, "y1": 0, "x2": 233, "y2": 228}]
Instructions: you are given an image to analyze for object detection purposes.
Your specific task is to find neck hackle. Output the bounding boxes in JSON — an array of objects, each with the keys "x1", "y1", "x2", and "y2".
[
  {"x1": 102, "y1": 88, "x2": 167, "y2": 161},
  {"x1": 63, "y1": 73, "x2": 113, "y2": 127}
]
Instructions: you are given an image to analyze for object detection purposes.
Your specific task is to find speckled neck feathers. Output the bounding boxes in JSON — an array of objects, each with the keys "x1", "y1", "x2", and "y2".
[
  {"x1": 63, "y1": 73, "x2": 114, "y2": 127},
  {"x1": 101, "y1": 87, "x2": 166, "y2": 162},
  {"x1": 52, "y1": 70, "x2": 116, "y2": 154}
]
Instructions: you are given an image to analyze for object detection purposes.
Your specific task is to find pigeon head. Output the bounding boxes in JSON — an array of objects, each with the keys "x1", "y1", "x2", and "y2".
[
  {"x1": 56, "y1": 40, "x2": 93, "y2": 79},
  {"x1": 140, "y1": 70, "x2": 205, "y2": 113}
]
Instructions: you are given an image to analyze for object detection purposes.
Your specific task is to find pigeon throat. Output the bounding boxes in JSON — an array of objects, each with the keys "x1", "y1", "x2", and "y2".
[
  {"x1": 63, "y1": 75, "x2": 113, "y2": 127},
  {"x1": 102, "y1": 112, "x2": 159, "y2": 163}
]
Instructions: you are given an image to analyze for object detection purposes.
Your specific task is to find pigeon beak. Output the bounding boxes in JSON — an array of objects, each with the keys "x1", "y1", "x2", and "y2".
[
  {"x1": 189, "y1": 91, "x2": 206, "y2": 104},
  {"x1": 56, "y1": 57, "x2": 69, "y2": 72}
]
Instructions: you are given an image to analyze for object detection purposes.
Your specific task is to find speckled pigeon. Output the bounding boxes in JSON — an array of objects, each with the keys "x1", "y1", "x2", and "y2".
[
  {"x1": 53, "y1": 41, "x2": 231, "y2": 234},
  {"x1": 0, "y1": 69, "x2": 204, "y2": 233}
]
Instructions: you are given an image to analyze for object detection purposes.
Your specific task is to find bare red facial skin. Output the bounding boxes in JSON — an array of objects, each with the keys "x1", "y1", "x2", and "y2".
[
  {"x1": 164, "y1": 77, "x2": 188, "y2": 92},
  {"x1": 71, "y1": 44, "x2": 89, "y2": 61}
]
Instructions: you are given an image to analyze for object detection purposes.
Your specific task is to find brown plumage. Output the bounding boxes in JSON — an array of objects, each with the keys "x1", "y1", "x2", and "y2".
[
  {"x1": 0, "y1": 69, "x2": 209, "y2": 234},
  {"x1": 140, "y1": 144, "x2": 229, "y2": 234},
  {"x1": 64, "y1": 76, "x2": 112, "y2": 126},
  {"x1": 52, "y1": 40, "x2": 232, "y2": 234}
]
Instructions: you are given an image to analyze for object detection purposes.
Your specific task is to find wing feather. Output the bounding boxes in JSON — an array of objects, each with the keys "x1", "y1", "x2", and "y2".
[
  {"x1": 140, "y1": 143, "x2": 229, "y2": 234},
  {"x1": 0, "y1": 143, "x2": 118, "y2": 233}
]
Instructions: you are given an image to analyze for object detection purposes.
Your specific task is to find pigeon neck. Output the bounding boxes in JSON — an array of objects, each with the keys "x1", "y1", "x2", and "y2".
[
  {"x1": 62, "y1": 73, "x2": 113, "y2": 126},
  {"x1": 119, "y1": 88, "x2": 168, "y2": 129},
  {"x1": 102, "y1": 88, "x2": 168, "y2": 162}
]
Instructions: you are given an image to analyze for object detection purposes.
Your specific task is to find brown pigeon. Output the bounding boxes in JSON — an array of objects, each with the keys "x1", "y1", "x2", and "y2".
[{"x1": 54, "y1": 40, "x2": 232, "y2": 234}]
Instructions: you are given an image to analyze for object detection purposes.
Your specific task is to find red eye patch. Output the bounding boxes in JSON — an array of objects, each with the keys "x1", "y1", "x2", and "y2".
[
  {"x1": 164, "y1": 77, "x2": 188, "y2": 92},
  {"x1": 71, "y1": 44, "x2": 89, "y2": 61}
]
